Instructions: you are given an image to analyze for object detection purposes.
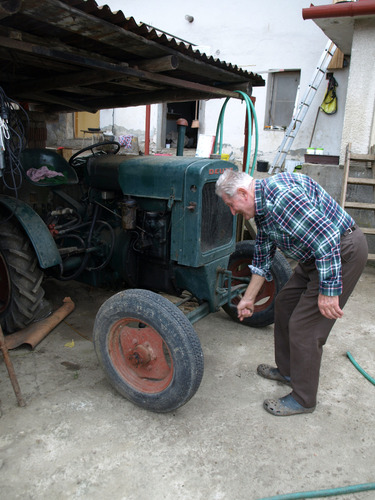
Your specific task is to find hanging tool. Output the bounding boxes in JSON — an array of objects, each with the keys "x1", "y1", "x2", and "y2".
[{"x1": 191, "y1": 101, "x2": 199, "y2": 128}]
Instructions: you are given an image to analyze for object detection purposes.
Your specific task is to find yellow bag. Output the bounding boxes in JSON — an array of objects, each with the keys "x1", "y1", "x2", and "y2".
[{"x1": 321, "y1": 75, "x2": 338, "y2": 115}]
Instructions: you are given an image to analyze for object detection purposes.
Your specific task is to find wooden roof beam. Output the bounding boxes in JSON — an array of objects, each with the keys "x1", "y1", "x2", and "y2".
[{"x1": 0, "y1": 34, "x2": 243, "y2": 100}]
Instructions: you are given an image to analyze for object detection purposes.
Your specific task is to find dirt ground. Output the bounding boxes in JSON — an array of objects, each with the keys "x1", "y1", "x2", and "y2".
[{"x1": 0, "y1": 266, "x2": 374, "y2": 500}]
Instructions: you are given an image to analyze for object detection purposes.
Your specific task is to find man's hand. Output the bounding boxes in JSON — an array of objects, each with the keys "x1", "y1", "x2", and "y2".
[
  {"x1": 318, "y1": 294, "x2": 343, "y2": 320},
  {"x1": 237, "y1": 274, "x2": 265, "y2": 322},
  {"x1": 237, "y1": 297, "x2": 255, "y2": 322}
]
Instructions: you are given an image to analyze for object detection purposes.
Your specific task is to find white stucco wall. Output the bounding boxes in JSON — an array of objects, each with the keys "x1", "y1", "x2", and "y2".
[
  {"x1": 100, "y1": 104, "x2": 159, "y2": 144},
  {"x1": 101, "y1": 0, "x2": 348, "y2": 164},
  {"x1": 341, "y1": 17, "x2": 375, "y2": 158}
]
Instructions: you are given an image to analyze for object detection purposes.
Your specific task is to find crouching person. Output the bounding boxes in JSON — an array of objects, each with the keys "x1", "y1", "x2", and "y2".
[{"x1": 215, "y1": 169, "x2": 368, "y2": 416}]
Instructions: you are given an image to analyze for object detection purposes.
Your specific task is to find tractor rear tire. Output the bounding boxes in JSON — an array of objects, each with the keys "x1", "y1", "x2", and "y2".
[
  {"x1": 93, "y1": 289, "x2": 204, "y2": 413},
  {"x1": 223, "y1": 240, "x2": 292, "y2": 328},
  {"x1": 0, "y1": 218, "x2": 49, "y2": 333}
]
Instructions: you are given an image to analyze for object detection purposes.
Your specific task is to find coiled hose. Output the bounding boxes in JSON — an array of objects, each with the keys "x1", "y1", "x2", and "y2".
[{"x1": 213, "y1": 90, "x2": 259, "y2": 175}]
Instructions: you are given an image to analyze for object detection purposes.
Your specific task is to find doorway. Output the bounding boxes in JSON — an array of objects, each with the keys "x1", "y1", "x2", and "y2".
[
  {"x1": 74, "y1": 111, "x2": 100, "y2": 138},
  {"x1": 163, "y1": 101, "x2": 199, "y2": 149}
]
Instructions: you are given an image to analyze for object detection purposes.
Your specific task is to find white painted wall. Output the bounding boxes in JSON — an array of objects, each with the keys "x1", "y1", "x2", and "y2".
[
  {"x1": 101, "y1": 0, "x2": 348, "y2": 164},
  {"x1": 101, "y1": 104, "x2": 159, "y2": 145},
  {"x1": 340, "y1": 17, "x2": 375, "y2": 159}
]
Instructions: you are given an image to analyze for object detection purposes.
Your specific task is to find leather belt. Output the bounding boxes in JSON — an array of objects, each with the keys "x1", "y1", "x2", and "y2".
[{"x1": 342, "y1": 226, "x2": 356, "y2": 237}]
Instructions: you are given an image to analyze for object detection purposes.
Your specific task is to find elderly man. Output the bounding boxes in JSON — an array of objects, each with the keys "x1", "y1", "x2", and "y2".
[{"x1": 216, "y1": 169, "x2": 368, "y2": 416}]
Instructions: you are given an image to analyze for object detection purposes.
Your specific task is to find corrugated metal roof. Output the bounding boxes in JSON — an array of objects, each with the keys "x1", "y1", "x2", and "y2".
[{"x1": 0, "y1": 0, "x2": 264, "y2": 113}]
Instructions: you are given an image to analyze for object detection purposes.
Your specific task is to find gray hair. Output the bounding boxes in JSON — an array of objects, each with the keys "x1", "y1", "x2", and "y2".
[{"x1": 215, "y1": 169, "x2": 253, "y2": 198}]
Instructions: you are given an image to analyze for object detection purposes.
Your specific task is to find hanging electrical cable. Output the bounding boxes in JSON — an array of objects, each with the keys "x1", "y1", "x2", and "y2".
[
  {"x1": 0, "y1": 86, "x2": 29, "y2": 221},
  {"x1": 213, "y1": 90, "x2": 259, "y2": 175}
]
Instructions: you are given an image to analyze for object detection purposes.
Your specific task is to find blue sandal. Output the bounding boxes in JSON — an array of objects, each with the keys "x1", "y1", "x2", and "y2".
[
  {"x1": 263, "y1": 393, "x2": 315, "y2": 416},
  {"x1": 257, "y1": 364, "x2": 291, "y2": 386}
]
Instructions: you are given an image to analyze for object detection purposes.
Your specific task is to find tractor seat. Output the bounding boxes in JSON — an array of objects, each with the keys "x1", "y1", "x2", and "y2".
[{"x1": 21, "y1": 148, "x2": 78, "y2": 186}]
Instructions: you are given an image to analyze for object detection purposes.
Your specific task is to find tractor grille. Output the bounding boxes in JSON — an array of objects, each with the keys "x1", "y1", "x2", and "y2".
[{"x1": 201, "y1": 182, "x2": 233, "y2": 253}]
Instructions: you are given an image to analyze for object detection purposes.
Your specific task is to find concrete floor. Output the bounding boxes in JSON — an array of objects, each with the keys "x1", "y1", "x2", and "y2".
[{"x1": 0, "y1": 266, "x2": 374, "y2": 500}]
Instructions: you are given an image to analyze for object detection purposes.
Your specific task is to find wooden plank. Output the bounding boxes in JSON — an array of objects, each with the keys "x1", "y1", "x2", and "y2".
[
  {"x1": 367, "y1": 253, "x2": 375, "y2": 261},
  {"x1": 359, "y1": 227, "x2": 375, "y2": 235},
  {"x1": 328, "y1": 47, "x2": 344, "y2": 70},
  {"x1": 76, "y1": 88, "x2": 228, "y2": 110},
  {"x1": 340, "y1": 143, "x2": 351, "y2": 207},
  {"x1": 9, "y1": 69, "x2": 127, "y2": 94},
  {"x1": 350, "y1": 153, "x2": 375, "y2": 162},
  {"x1": 0, "y1": 34, "x2": 242, "y2": 100},
  {"x1": 344, "y1": 201, "x2": 375, "y2": 210},
  {"x1": 26, "y1": 90, "x2": 97, "y2": 112},
  {"x1": 347, "y1": 177, "x2": 375, "y2": 186}
]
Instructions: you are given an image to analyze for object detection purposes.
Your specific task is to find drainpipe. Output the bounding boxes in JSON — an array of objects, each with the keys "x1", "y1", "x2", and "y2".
[{"x1": 302, "y1": 0, "x2": 375, "y2": 20}]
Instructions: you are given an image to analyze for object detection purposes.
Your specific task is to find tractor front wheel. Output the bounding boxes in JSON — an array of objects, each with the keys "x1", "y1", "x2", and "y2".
[{"x1": 93, "y1": 289, "x2": 204, "y2": 412}]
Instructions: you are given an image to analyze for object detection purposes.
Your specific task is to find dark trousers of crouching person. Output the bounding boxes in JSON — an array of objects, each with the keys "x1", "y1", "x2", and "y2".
[{"x1": 274, "y1": 226, "x2": 368, "y2": 408}]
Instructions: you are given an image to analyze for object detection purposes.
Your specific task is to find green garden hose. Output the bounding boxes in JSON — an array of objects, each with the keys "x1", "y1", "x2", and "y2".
[
  {"x1": 213, "y1": 90, "x2": 259, "y2": 176},
  {"x1": 259, "y1": 354, "x2": 374, "y2": 500},
  {"x1": 258, "y1": 482, "x2": 375, "y2": 500},
  {"x1": 346, "y1": 351, "x2": 375, "y2": 385}
]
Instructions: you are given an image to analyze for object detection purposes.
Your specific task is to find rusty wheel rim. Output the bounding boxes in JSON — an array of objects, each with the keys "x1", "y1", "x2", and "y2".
[
  {"x1": 229, "y1": 257, "x2": 276, "y2": 312},
  {"x1": 108, "y1": 318, "x2": 174, "y2": 393}
]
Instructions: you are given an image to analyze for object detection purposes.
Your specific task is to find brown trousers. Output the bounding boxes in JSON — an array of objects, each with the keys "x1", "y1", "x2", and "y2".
[{"x1": 274, "y1": 226, "x2": 368, "y2": 408}]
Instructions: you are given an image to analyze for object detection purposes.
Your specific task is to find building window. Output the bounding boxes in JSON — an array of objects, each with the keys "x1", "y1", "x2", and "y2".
[{"x1": 265, "y1": 70, "x2": 300, "y2": 129}]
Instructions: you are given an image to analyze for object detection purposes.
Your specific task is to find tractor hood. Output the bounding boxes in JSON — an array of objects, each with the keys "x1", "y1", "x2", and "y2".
[
  {"x1": 118, "y1": 156, "x2": 233, "y2": 201},
  {"x1": 86, "y1": 154, "x2": 235, "y2": 201}
]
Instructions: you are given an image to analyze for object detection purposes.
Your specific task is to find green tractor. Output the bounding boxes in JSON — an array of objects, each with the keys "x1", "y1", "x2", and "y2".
[{"x1": 0, "y1": 142, "x2": 291, "y2": 412}]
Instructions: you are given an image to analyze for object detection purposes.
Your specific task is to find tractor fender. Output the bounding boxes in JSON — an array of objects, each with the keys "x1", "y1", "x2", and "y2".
[{"x1": 0, "y1": 195, "x2": 62, "y2": 269}]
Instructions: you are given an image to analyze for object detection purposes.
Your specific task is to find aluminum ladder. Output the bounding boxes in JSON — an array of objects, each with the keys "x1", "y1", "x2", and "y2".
[{"x1": 269, "y1": 41, "x2": 337, "y2": 174}]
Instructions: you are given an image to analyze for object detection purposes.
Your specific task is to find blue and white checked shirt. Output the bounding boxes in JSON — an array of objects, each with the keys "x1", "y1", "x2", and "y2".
[{"x1": 250, "y1": 173, "x2": 355, "y2": 296}]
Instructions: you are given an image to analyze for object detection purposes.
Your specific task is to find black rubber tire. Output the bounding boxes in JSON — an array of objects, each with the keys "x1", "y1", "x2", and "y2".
[
  {"x1": 0, "y1": 218, "x2": 48, "y2": 333},
  {"x1": 93, "y1": 289, "x2": 204, "y2": 413},
  {"x1": 223, "y1": 240, "x2": 292, "y2": 328}
]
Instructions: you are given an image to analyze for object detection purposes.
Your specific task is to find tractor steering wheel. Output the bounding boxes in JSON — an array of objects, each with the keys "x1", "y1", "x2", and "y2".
[{"x1": 69, "y1": 141, "x2": 121, "y2": 168}]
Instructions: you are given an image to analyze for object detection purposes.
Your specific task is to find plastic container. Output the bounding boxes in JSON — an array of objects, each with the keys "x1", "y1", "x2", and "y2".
[{"x1": 257, "y1": 160, "x2": 269, "y2": 172}]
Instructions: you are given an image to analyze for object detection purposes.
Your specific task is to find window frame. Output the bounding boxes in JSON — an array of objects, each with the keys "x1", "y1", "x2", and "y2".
[{"x1": 264, "y1": 70, "x2": 301, "y2": 130}]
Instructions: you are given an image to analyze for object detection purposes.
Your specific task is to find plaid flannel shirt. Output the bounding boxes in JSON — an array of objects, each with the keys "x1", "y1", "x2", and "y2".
[{"x1": 250, "y1": 173, "x2": 355, "y2": 296}]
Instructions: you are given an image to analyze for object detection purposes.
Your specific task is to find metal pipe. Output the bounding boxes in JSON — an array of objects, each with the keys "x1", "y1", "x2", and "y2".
[
  {"x1": 176, "y1": 118, "x2": 188, "y2": 156},
  {"x1": 145, "y1": 105, "x2": 151, "y2": 155},
  {"x1": 0, "y1": 325, "x2": 25, "y2": 407},
  {"x1": 302, "y1": 0, "x2": 375, "y2": 20}
]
